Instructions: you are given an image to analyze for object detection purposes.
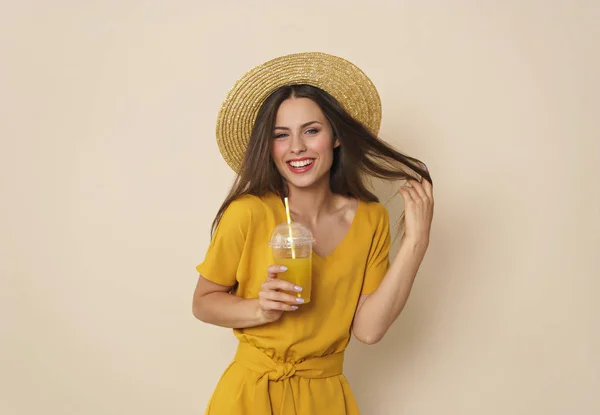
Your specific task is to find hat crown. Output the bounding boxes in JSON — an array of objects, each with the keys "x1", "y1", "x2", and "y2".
[{"x1": 216, "y1": 52, "x2": 382, "y2": 173}]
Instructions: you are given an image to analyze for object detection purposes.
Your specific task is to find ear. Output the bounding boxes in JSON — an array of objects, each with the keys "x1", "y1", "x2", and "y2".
[{"x1": 333, "y1": 137, "x2": 340, "y2": 148}]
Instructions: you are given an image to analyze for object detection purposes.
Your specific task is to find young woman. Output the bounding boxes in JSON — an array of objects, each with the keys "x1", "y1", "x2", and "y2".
[{"x1": 193, "y1": 52, "x2": 434, "y2": 414}]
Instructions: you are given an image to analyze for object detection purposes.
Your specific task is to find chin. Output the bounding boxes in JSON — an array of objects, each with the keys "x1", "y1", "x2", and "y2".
[
  {"x1": 284, "y1": 172, "x2": 329, "y2": 190},
  {"x1": 286, "y1": 178, "x2": 317, "y2": 189}
]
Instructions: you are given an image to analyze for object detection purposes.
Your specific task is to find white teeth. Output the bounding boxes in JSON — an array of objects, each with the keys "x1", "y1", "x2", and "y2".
[{"x1": 289, "y1": 160, "x2": 313, "y2": 168}]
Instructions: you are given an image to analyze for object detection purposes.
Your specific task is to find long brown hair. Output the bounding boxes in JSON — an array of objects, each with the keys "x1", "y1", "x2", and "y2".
[{"x1": 211, "y1": 84, "x2": 432, "y2": 235}]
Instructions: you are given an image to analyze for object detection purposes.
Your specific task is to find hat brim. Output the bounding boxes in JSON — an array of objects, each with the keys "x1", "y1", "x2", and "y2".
[{"x1": 216, "y1": 52, "x2": 382, "y2": 173}]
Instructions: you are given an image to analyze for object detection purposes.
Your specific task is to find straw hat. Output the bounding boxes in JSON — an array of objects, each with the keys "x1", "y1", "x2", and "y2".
[{"x1": 216, "y1": 52, "x2": 382, "y2": 173}]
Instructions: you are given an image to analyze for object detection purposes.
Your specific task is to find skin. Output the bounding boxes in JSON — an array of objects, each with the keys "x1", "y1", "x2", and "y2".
[{"x1": 192, "y1": 97, "x2": 434, "y2": 344}]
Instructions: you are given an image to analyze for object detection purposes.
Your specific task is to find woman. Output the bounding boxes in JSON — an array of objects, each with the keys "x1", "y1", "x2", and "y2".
[{"x1": 193, "y1": 52, "x2": 434, "y2": 414}]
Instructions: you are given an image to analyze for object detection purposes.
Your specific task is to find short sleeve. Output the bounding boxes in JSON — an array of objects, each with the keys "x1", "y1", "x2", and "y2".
[
  {"x1": 361, "y1": 205, "x2": 391, "y2": 294},
  {"x1": 196, "y1": 199, "x2": 252, "y2": 287}
]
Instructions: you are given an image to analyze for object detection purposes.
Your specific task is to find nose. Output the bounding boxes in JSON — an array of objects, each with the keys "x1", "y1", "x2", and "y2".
[{"x1": 289, "y1": 134, "x2": 307, "y2": 154}]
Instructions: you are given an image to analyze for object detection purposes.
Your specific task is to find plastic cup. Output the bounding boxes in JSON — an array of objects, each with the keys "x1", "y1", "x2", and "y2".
[{"x1": 268, "y1": 222, "x2": 315, "y2": 303}]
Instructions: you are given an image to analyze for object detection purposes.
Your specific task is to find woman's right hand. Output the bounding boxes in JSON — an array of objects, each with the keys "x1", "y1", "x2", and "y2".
[{"x1": 257, "y1": 265, "x2": 304, "y2": 324}]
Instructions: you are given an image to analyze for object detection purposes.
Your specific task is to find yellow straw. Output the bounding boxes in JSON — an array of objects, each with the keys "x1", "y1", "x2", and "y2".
[{"x1": 284, "y1": 197, "x2": 296, "y2": 259}]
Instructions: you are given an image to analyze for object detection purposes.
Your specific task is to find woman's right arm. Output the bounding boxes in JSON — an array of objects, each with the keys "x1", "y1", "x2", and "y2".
[{"x1": 192, "y1": 265, "x2": 304, "y2": 328}]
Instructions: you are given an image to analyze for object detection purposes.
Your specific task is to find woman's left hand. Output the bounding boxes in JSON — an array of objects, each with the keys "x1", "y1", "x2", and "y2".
[{"x1": 399, "y1": 178, "x2": 434, "y2": 247}]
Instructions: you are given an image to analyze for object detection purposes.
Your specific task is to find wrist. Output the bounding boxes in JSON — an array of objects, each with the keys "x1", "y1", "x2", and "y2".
[{"x1": 251, "y1": 299, "x2": 267, "y2": 325}]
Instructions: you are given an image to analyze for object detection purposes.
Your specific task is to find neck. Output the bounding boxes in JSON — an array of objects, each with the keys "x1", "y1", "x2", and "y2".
[{"x1": 286, "y1": 176, "x2": 335, "y2": 224}]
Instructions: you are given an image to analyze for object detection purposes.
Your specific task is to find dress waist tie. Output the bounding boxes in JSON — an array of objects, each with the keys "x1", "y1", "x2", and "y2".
[{"x1": 234, "y1": 341, "x2": 345, "y2": 413}]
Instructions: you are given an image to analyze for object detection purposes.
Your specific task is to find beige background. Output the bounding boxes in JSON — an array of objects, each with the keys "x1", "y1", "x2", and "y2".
[{"x1": 1, "y1": 1, "x2": 599, "y2": 414}]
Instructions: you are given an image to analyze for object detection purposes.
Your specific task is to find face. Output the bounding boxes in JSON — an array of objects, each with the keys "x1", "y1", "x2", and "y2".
[{"x1": 271, "y1": 97, "x2": 339, "y2": 189}]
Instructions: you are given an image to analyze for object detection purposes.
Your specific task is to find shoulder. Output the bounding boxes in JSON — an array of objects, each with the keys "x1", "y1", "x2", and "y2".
[
  {"x1": 222, "y1": 193, "x2": 279, "y2": 224},
  {"x1": 360, "y1": 200, "x2": 389, "y2": 223},
  {"x1": 355, "y1": 200, "x2": 390, "y2": 240},
  {"x1": 225, "y1": 194, "x2": 264, "y2": 215}
]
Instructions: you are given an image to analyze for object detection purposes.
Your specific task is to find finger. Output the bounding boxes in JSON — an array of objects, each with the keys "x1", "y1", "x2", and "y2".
[
  {"x1": 405, "y1": 186, "x2": 420, "y2": 202},
  {"x1": 259, "y1": 290, "x2": 305, "y2": 304},
  {"x1": 261, "y1": 278, "x2": 302, "y2": 294},
  {"x1": 408, "y1": 180, "x2": 428, "y2": 200},
  {"x1": 267, "y1": 264, "x2": 288, "y2": 279},
  {"x1": 399, "y1": 186, "x2": 414, "y2": 203},
  {"x1": 260, "y1": 300, "x2": 298, "y2": 312},
  {"x1": 266, "y1": 278, "x2": 303, "y2": 293},
  {"x1": 421, "y1": 176, "x2": 434, "y2": 200},
  {"x1": 409, "y1": 189, "x2": 420, "y2": 203}
]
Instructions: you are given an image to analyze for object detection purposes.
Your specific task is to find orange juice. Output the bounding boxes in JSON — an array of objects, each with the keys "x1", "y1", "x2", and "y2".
[{"x1": 277, "y1": 257, "x2": 312, "y2": 303}]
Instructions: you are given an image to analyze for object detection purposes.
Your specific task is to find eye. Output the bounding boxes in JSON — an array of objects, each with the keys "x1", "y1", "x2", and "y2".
[
  {"x1": 305, "y1": 128, "x2": 319, "y2": 135},
  {"x1": 273, "y1": 132, "x2": 288, "y2": 139}
]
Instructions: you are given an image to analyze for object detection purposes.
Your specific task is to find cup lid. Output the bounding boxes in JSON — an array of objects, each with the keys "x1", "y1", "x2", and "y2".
[{"x1": 268, "y1": 222, "x2": 316, "y2": 248}]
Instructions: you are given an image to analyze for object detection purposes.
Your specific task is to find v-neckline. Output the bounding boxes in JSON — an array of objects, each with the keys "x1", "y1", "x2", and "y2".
[{"x1": 277, "y1": 195, "x2": 362, "y2": 261}]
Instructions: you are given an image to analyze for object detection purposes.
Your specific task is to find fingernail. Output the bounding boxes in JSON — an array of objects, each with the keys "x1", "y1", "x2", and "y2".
[
  {"x1": 294, "y1": 286, "x2": 302, "y2": 292},
  {"x1": 280, "y1": 266, "x2": 288, "y2": 271},
  {"x1": 291, "y1": 306, "x2": 298, "y2": 310},
  {"x1": 296, "y1": 297, "x2": 304, "y2": 303}
]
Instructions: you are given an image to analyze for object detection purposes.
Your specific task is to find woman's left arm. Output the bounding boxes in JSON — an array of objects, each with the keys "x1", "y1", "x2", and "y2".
[{"x1": 352, "y1": 178, "x2": 434, "y2": 345}]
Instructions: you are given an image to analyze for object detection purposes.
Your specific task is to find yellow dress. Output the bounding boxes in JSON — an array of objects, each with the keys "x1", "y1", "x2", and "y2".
[{"x1": 196, "y1": 193, "x2": 390, "y2": 415}]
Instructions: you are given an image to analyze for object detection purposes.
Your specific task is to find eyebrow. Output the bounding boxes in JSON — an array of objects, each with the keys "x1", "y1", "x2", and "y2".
[{"x1": 274, "y1": 121, "x2": 322, "y2": 130}]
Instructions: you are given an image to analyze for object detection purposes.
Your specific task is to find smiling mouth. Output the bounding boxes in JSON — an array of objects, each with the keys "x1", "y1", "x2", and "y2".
[{"x1": 286, "y1": 159, "x2": 315, "y2": 173}]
